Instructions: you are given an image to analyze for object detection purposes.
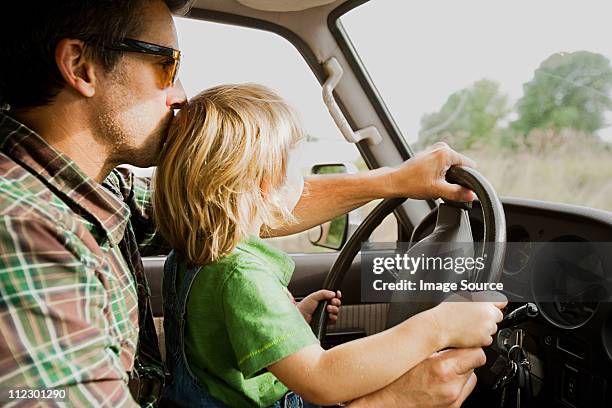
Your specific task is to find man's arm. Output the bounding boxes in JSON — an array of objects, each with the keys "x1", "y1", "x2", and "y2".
[
  {"x1": 0, "y1": 216, "x2": 137, "y2": 407},
  {"x1": 266, "y1": 143, "x2": 477, "y2": 237},
  {"x1": 348, "y1": 348, "x2": 486, "y2": 408}
]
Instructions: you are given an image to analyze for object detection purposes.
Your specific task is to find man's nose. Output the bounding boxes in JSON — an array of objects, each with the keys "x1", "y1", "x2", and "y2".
[{"x1": 167, "y1": 79, "x2": 187, "y2": 109}]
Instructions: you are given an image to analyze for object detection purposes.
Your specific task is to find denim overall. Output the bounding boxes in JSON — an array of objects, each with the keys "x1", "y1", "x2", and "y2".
[{"x1": 160, "y1": 250, "x2": 304, "y2": 408}]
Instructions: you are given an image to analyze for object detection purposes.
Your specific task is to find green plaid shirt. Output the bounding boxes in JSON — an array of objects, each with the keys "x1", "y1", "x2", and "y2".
[{"x1": 0, "y1": 112, "x2": 168, "y2": 406}]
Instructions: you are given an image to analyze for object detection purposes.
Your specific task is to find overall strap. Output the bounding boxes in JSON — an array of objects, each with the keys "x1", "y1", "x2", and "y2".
[
  {"x1": 163, "y1": 250, "x2": 202, "y2": 316},
  {"x1": 162, "y1": 251, "x2": 204, "y2": 377},
  {"x1": 176, "y1": 259, "x2": 203, "y2": 321},
  {"x1": 162, "y1": 252, "x2": 231, "y2": 407},
  {"x1": 162, "y1": 250, "x2": 182, "y2": 376},
  {"x1": 162, "y1": 251, "x2": 179, "y2": 312}
]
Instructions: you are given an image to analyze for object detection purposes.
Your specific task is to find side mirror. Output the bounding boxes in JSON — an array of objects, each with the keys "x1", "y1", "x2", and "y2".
[
  {"x1": 308, "y1": 163, "x2": 358, "y2": 250},
  {"x1": 311, "y1": 163, "x2": 357, "y2": 175}
]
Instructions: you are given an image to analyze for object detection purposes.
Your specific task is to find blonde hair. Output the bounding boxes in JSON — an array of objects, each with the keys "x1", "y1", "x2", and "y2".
[{"x1": 153, "y1": 83, "x2": 303, "y2": 265}]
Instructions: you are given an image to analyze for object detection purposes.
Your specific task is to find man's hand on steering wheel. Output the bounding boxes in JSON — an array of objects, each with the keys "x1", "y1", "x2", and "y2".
[{"x1": 384, "y1": 142, "x2": 478, "y2": 202}]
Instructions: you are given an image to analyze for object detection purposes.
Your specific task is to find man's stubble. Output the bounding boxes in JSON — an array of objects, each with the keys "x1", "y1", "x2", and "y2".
[{"x1": 92, "y1": 66, "x2": 173, "y2": 170}]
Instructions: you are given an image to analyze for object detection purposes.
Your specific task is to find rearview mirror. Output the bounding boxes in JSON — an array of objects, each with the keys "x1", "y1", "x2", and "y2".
[{"x1": 308, "y1": 163, "x2": 357, "y2": 250}]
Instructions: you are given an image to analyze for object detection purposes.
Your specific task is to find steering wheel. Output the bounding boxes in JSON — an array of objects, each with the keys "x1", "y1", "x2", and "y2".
[{"x1": 310, "y1": 166, "x2": 507, "y2": 340}]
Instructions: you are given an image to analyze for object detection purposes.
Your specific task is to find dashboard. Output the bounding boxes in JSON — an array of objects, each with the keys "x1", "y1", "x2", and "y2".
[
  {"x1": 480, "y1": 198, "x2": 612, "y2": 408},
  {"x1": 413, "y1": 197, "x2": 612, "y2": 408}
]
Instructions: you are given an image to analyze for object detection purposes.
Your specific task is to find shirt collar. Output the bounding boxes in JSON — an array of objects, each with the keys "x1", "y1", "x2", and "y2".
[
  {"x1": 240, "y1": 235, "x2": 295, "y2": 286},
  {"x1": 0, "y1": 112, "x2": 130, "y2": 245}
]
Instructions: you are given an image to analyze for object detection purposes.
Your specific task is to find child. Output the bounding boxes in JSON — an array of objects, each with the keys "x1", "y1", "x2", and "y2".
[{"x1": 153, "y1": 84, "x2": 505, "y2": 408}]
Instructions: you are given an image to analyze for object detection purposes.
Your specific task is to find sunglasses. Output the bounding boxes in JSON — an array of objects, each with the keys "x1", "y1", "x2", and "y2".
[{"x1": 87, "y1": 37, "x2": 181, "y2": 88}]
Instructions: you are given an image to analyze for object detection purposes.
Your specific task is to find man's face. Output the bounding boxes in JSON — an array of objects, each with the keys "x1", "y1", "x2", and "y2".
[{"x1": 92, "y1": 0, "x2": 187, "y2": 168}]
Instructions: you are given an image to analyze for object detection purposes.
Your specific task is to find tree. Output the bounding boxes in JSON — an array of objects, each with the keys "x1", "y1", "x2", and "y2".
[
  {"x1": 513, "y1": 51, "x2": 612, "y2": 135},
  {"x1": 418, "y1": 79, "x2": 510, "y2": 150}
]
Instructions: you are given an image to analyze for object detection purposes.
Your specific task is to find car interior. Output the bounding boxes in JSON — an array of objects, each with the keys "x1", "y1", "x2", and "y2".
[{"x1": 143, "y1": 1, "x2": 612, "y2": 406}]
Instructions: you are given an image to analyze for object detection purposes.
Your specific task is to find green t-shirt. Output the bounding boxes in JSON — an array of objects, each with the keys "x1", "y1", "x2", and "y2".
[{"x1": 179, "y1": 236, "x2": 319, "y2": 408}]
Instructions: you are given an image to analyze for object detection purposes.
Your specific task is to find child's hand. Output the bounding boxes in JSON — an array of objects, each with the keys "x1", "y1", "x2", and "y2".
[
  {"x1": 431, "y1": 294, "x2": 506, "y2": 349},
  {"x1": 297, "y1": 290, "x2": 342, "y2": 324}
]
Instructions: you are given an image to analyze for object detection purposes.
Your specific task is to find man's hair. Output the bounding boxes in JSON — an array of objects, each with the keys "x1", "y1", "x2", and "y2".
[
  {"x1": 0, "y1": 0, "x2": 192, "y2": 110},
  {"x1": 153, "y1": 84, "x2": 304, "y2": 266}
]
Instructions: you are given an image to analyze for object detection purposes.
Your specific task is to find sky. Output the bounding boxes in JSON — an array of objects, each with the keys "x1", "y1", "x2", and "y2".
[
  {"x1": 340, "y1": 0, "x2": 612, "y2": 142},
  {"x1": 171, "y1": 0, "x2": 612, "y2": 169}
]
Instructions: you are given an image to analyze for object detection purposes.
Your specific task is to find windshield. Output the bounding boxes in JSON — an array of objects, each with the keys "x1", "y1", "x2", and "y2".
[{"x1": 340, "y1": 0, "x2": 612, "y2": 211}]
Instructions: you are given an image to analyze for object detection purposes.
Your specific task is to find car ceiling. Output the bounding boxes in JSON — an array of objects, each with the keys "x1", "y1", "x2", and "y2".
[
  {"x1": 235, "y1": 0, "x2": 337, "y2": 12},
  {"x1": 192, "y1": 0, "x2": 343, "y2": 12}
]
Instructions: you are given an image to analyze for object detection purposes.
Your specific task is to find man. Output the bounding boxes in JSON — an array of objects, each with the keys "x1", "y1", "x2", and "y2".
[{"x1": 0, "y1": 1, "x2": 486, "y2": 406}]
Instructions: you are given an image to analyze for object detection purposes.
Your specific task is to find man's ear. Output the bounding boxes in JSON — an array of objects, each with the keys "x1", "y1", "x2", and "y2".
[{"x1": 55, "y1": 38, "x2": 98, "y2": 98}]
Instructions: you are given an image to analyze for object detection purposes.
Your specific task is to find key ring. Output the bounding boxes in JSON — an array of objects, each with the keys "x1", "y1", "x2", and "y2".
[
  {"x1": 506, "y1": 360, "x2": 518, "y2": 378},
  {"x1": 508, "y1": 344, "x2": 527, "y2": 362},
  {"x1": 508, "y1": 344, "x2": 521, "y2": 360},
  {"x1": 502, "y1": 360, "x2": 517, "y2": 379}
]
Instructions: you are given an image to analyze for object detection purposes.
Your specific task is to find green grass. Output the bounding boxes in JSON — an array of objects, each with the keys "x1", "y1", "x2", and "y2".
[{"x1": 462, "y1": 129, "x2": 612, "y2": 212}]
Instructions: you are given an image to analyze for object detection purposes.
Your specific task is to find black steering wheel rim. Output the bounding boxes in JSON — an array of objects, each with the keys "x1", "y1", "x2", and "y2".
[{"x1": 309, "y1": 166, "x2": 507, "y2": 341}]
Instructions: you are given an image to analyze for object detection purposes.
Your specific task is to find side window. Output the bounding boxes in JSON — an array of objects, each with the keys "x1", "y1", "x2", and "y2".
[{"x1": 150, "y1": 18, "x2": 397, "y2": 253}]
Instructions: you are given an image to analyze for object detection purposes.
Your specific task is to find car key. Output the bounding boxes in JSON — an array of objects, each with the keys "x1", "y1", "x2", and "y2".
[
  {"x1": 493, "y1": 359, "x2": 517, "y2": 408},
  {"x1": 508, "y1": 329, "x2": 532, "y2": 408},
  {"x1": 493, "y1": 359, "x2": 518, "y2": 390},
  {"x1": 495, "y1": 329, "x2": 531, "y2": 408}
]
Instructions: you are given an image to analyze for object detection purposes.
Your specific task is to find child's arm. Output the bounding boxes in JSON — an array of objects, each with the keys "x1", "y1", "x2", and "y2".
[{"x1": 268, "y1": 299, "x2": 505, "y2": 406}]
